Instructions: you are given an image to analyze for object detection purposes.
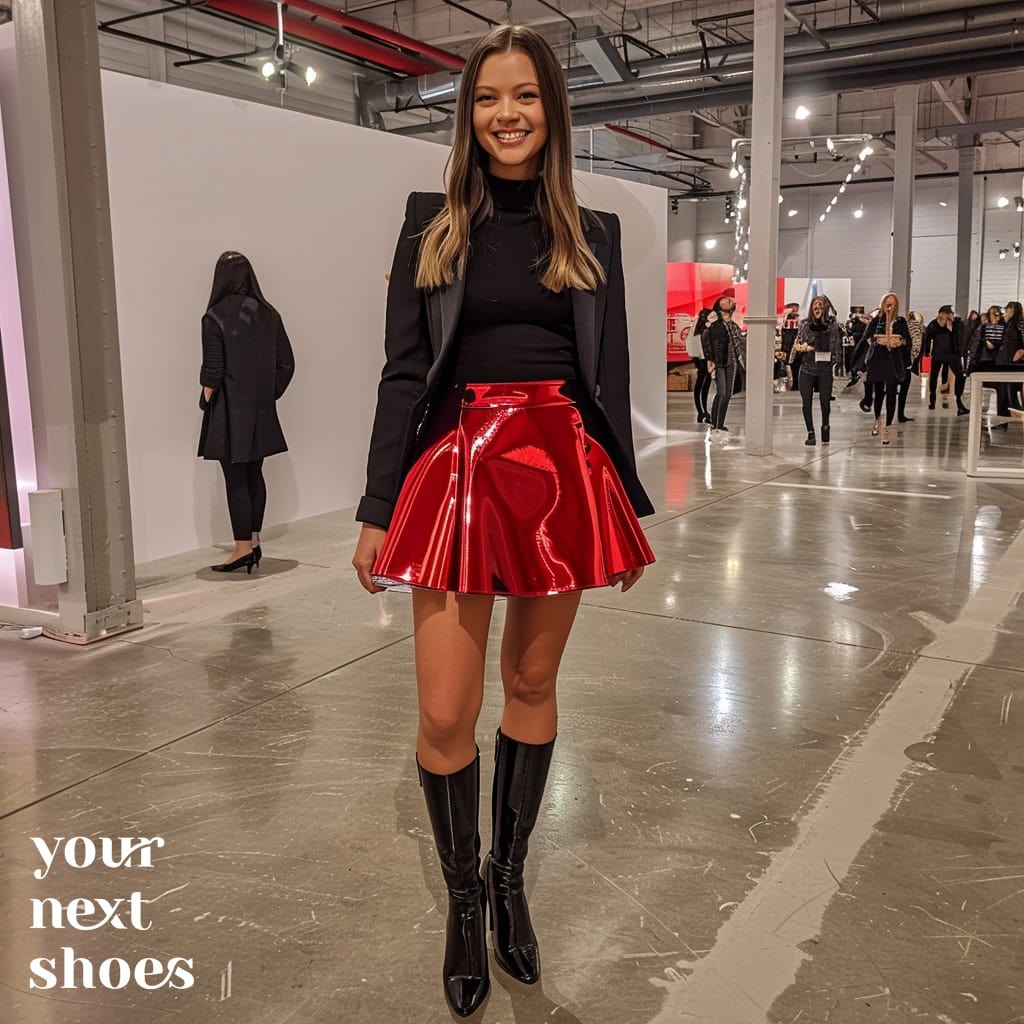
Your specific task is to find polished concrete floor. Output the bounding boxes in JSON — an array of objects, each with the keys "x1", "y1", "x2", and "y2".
[{"x1": 2, "y1": 381, "x2": 1023, "y2": 1024}]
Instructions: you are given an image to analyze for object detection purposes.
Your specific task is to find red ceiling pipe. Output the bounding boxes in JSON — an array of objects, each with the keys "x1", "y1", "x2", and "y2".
[
  {"x1": 283, "y1": 0, "x2": 465, "y2": 72},
  {"x1": 205, "y1": 0, "x2": 447, "y2": 76}
]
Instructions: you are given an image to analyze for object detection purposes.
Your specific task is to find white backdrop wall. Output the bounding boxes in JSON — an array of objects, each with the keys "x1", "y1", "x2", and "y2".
[
  {"x1": 696, "y1": 171, "x2": 1024, "y2": 316},
  {"x1": 0, "y1": 60, "x2": 665, "y2": 565}
]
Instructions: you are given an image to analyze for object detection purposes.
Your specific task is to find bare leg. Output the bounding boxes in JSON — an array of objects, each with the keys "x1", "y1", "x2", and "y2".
[
  {"x1": 413, "y1": 588, "x2": 495, "y2": 774},
  {"x1": 499, "y1": 591, "x2": 583, "y2": 744}
]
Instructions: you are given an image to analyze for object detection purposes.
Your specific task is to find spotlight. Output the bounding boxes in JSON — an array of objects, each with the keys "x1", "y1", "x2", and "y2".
[
  {"x1": 845, "y1": 173, "x2": 853, "y2": 183},
  {"x1": 939, "y1": 201, "x2": 947, "y2": 207},
  {"x1": 997, "y1": 196, "x2": 1010, "y2": 208},
  {"x1": 826, "y1": 137, "x2": 835, "y2": 153},
  {"x1": 795, "y1": 104, "x2": 811, "y2": 120},
  {"x1": 788, "y1": 209, "x2": 799, "y2": 218},
  {"x1": 261, "y1": 60, "x2": 277, "y2": 78},
  {"x1": 831, "y1": 195, "x2": 839, "y2": 205},
  {"x1": 839, "y1": 185, "x2": 846, "y2": 194},
  {"x1": 737, "y1": 197, "x2": 747, "y2": 209},
  {"x1": 704, "y1": 238, "x2": 718, "y2": 250},
  {"x1": 999, "y1": 248, "x2": 1008, "y2": 260},
  {"x1": 1016, "y1": 197, "x2": 1024, "y2": 213},
  {"x1": 853, "y1": 208, "x2": 864, "y2": 219},
  {"x1": 305, "y1": 66, "x2": 317, "y2": 86},
  {"x1": 819, "y1": 214, "x2": 826, "y2": 222},
  {"x1": 853, "y1": 163, "x2": 862, "y2": 173},
  {"x1": 778, "y1": 194, "x2": 784, "y2": 204},
  {"x1": 858, "y1": 145, "x2": 874, "y2": 161},
  {"x1": 729, "y1": 166, "x2": 740, "y2": 179}
]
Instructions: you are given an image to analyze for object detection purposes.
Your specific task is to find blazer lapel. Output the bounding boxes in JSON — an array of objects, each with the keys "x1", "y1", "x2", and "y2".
[{"x1": 425, "y1": 272, "x2": 466, "y2": 375}]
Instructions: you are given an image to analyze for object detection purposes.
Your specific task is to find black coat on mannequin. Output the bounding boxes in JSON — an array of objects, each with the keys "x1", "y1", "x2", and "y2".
[{"x1": 356, "y1": 191, "x2": 655, "y2": 531}]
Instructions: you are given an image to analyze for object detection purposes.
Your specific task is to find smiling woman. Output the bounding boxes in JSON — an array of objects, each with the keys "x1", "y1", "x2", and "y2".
[{"x1": 350, "y1": 23, "x2": 656, "y2": 1018}]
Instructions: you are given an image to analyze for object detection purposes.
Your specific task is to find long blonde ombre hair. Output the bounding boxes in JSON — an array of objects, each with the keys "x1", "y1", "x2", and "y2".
[{"x1": 415, "y1": 24, "x2": 604, "y2": 294}]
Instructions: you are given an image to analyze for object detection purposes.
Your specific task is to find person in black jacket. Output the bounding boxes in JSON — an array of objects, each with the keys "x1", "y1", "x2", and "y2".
[
  {"x1": 994, "y1": 300, "x2": 1024, "y2": 417},
  {"x1": 923, "y1": 305, "x2": 969, "y2": 415},
  {"x1": 705, "y1": 295, "x2": 745, "y2": 432},
  {"x1": 349, "y1": 25, "x2": 655, "y2": 1018},
  {"x1": 791, "y1": 294, "x2": 842, "y2": 445},
  {"x1": 198, "y1": 252, "x2": 294, "y2": 573},
  {"x1": 864, "y1": 292, "x2": 911, "y2": 446}
]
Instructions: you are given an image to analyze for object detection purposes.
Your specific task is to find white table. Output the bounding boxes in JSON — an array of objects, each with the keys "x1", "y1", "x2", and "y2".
[{"x1": 966, "y1": 369, "x2": 1024, "y2": 478}]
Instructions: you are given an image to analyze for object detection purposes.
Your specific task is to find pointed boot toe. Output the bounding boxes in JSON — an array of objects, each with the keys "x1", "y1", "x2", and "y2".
[{"x1": 445, "y1": 971, "x2": 490, "y2": 1017}]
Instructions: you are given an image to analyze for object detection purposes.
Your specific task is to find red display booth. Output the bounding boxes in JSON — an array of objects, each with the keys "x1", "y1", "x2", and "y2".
[{"x1": 666, "y1": 263, "x2": 786, "y2": 363}]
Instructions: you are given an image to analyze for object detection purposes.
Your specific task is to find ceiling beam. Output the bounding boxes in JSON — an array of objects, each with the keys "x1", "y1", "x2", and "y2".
[{"x1": 931, "y1": 80, "x2": 967, "y2": 124}]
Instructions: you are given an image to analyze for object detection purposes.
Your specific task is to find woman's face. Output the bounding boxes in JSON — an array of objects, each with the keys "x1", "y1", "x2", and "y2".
[
  {"x1": 882, "y1": 296, "x2": 897, "y2": 316},
  {"x1": 472, "y1": 50, "x2": 549, "y2": 180},
  {"x1": 989, "y1": 306, "x2": 1002, "y2": 321},
  {"x1": 811, "y1": 299, "x2": 824, "y2": 319}
]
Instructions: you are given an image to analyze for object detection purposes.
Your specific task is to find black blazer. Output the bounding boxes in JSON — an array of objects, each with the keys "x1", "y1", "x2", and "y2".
[
  {"x1": 356, "y1": 191, "x2": 655, "y2": 530},
  {"x1": 198, "y1": 294, "x2": 295, "y2": 462}
]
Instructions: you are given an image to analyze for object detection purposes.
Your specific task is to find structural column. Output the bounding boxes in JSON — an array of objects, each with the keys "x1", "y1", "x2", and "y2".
[
  {"x1": 891, "y1": 84, "x2": 918, "y2": 305},
  {"x1": 12, "y1": 0, "x2": 140, "y2": 640},
  {"x1": 744, "y1": 0, "x2": 784, "y2": 456},
  {"x1": 955, "y1": 144, "x2": 976, "y2": 316}
]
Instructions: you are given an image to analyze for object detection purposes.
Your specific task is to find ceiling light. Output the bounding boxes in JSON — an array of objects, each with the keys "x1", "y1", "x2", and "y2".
[
  {"x1": 826, "y1": 137, "x2": 835, "y2": 153},
  {"x1": 729, "y1": 166, "x2": 740, "y2": 179},
  {"x1": 999, "y1": 248, "x2": 1008, "y2": 259},
  {"x1": 778, "y1": 194, "x2": 784, "y2": 203},
  {"x1": 839, "y1": 185, "x2": 846, "y2": 194},
  {"x1": 788, "y1": 209, "x2": 799, "y2": 217},
  {"x1": 704, "y1": 238, "x2": 718, "y2": 250},
  {"x1": 831, "y1": 195, "x2": 839, "y2": 204},
  {"x1": 939, "y1": 201, "x2": 947, "y2": 207},
  {"x1": 795, "y1": 104, "x2": 811, "y2": 120},
  {"x1": 845, "y1": 173, "x2": 853, "y2": 183},
  {"x1": 743, "y1": 243, "x2": 749, "y2": 251},
  {"x1": 853, "y1": 208, "x2": 864, "y2": 219},
  {"x1": 305, "y1": 66, "x2": 317, "y2": 86},
  {"x1": 853, "y1": 163, "x2": 862, "y2": 173},
  {"x1": 819, "y1": 214, "x2": 826, "y2": 222},
  {"x1": 997, "y1": 196, "x2": 1010, "y2": 208},
  {"x1": 1016, "y1": 197, "x2": 1024, "y2": 212},
  {"x1": 261, "y1": 60, "x2": 277, "y2": 78},
  {"x1": 737, "y1": 197, "x2": 747, "y2": 209},
  {"x1": 858, "y1": 145, "x2": 874, "y2": 161}
]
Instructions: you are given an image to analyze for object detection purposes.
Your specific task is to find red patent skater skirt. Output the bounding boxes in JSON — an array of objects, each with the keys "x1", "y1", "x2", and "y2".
[{"x1": 371, "y1": 380, "x2": 655, "y2": 597}]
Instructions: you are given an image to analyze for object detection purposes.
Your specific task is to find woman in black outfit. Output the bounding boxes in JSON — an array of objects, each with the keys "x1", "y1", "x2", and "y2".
[
  {"x1": 688, "y1": 307, "x2": 713, "y2": 423},
  {"x1": 350, "y1": 25, "x2": 654, "y2": 1018},
  {"x1": 791, "y1": 295, "x2": 841, "y2": 446},
  {"x1": 198, "y1": 252, "x2": 295, "y2": 573},
  {"x1": 864, "y1": 292, "x2": 911, "y2": 446},
  {"x1": 994, "y1": 301, "x2": 1024, "y2": 416}
]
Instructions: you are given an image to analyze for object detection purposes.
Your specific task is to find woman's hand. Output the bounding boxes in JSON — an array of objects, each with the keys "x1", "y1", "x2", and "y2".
[
  {"x1": 609, "y1": 566, "x2": 645, "y2": 593},
  {"x1": 203, "y1": 386, "x2": 214, "y2": 402},
  {"x1": 352, "y1": 524, "x2": 387, "y2": 593}
]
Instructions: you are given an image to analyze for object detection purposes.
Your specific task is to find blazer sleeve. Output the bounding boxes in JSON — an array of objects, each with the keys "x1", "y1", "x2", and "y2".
[
  {"x1": 596, "y1": 213, "x2": 640, "y2": 477},
  {"x1": 199, "y1": 311, "x2": 225, "y2": 389},
  {"x1": 275, "y1": 316, "x2": 295, "y2": 399},
  {"x1": 830, "y1": 322, "x2": 843, "y2": 361},
  {"x1": 356, "y1": 192, "x2": 433, "y2": 530}
]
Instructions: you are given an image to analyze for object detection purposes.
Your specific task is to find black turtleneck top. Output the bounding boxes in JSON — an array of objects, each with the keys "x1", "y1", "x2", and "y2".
[{"x1": 451, "y1": 171, "x2": 577, "y2": 384}]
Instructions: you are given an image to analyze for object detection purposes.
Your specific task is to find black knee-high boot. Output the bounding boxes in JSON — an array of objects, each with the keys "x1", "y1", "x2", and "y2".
[
  {"x1": 484, "y1": 729, "x2": 555, "y2": 984},
  {"x1": 417, "y1": 754, "x2": 490, "y2": 1017}
]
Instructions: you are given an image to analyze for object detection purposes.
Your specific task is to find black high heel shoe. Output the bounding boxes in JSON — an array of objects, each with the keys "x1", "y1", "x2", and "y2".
[
  {"x1": 211, "y1": 552, "x2": 257, "y2": 574},
  {"x1": 253, "y1": 545, "x2": 262, "y2": 568}
]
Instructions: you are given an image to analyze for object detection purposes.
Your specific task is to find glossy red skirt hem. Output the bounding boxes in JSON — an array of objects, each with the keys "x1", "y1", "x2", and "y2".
[{"x1": 372, "y1": 380, "x2": 655, "y2": 597}]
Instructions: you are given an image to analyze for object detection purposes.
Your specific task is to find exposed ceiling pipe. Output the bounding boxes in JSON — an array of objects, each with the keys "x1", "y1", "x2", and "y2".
[
  {"x1": 362, "y1": 1, "x2": 1022, "y2": 121},
  {"x1": 878, "y1": 0, "x2": 1003, "y2": 16},
  {"x1": 570, "y1": 23, "x2": 1018, "y2": 108},
  {"x1": 569, "y1": 48, "x2": 1024, "y2": 126},
  {"x1": 203, "y1": 0, "x2": 460, "y2": 76},
  {"x1": 270, "y1": 0, "x2": 464, "y2": 71},
  {"x1": 603, "y1": 123, "x2": 721, "y2": 167}
]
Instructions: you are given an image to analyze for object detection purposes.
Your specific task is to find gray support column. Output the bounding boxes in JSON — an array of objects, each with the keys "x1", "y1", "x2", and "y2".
[
  {"x1": 891, "y1": 84, "x2": 918, "y2": 306},
  {"x1": 744, "y1": 0, "x2": 784, "y2": 456},
  {"x1": 955, "y1": 145, "x2": 976, "y2": 316},
  {"x1": 13, "y1": 0, "x2": 140, "y2": 641}
]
